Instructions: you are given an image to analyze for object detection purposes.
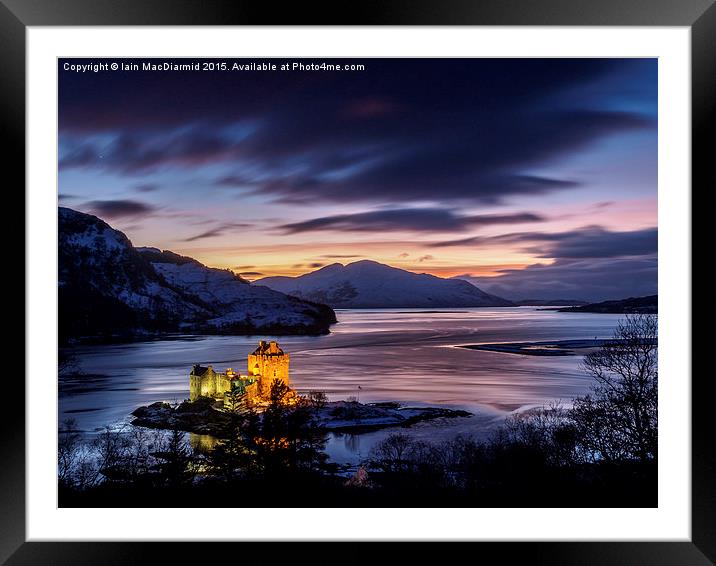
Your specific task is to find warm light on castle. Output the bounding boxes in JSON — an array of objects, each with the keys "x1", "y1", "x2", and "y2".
[{"x1": 189, "y1": 340, "x2": 291, "y2": 407}]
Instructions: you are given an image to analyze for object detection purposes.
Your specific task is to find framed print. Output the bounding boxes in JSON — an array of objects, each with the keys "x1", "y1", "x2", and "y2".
[{"x1": 8, "y1": 0, "x2": 712, "y2": 563}]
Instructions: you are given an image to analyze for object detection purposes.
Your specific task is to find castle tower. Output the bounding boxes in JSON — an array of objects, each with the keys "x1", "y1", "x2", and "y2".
[{"x1": 248, "y1": 340, "x2": 290, "y2": 397}]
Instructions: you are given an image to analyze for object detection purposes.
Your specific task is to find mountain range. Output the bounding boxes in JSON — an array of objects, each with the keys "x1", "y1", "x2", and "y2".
[
  {"x1": 58, "y1": 207, "x2": 336, "y2": 342},
  {"x1": 256, "y1": 261, "x2": 513, "y2": 308}
]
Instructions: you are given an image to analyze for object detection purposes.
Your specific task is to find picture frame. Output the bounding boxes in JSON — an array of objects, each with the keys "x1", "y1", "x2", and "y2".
[{"x1": 7, "y1": 0, "x2": 710, "y2": 562}]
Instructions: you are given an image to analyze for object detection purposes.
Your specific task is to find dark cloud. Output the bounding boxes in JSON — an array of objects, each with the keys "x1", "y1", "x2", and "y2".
[
  {"x1": 431, "y1": 226, "x2": 657, "y2": 259},
  {"x1": 233, "y1": 265, "x2": 255, "y2": 270},
  {"x1": 525, "y1": 227, "x2": 657, "y2": 259},
  {"x1": 451, "y1": 226, "x2": 658, "y2": 301},
  {"x1": 59, "y1": 58, "x2": 656, "y2": 205},
  {"x1": 182, "y1": 222, "x2": 253, "y2": 242},
  {"x1": 592, "y1": 201, "x2": 614, "y2": 209},
  {"x1": 135, "y1": 183, "x2": 159, "y2": 192},
  {"x1": 58, "y1": 193, "x2": 79, "y2": 202},
  {"x1": 82, "y1": 199, "x2": 157, "y2": 219},
  {"x1": 320, "y1": 254, "x2": 363, "y2": 259},
  {"x1": 342, "y1": 97, "x2": 398, "y2": 118},
  {"x1": 236, "y1": 271, "x2": 264, "y2": 277},
  {"x1": 308, "y1": 262, "x2": 325, "y2": 268},
  {"x1": 418, "y1": 255, "x2": 434, "y2": 262},
  {"x1": 462, "y1": 256, "x2": 657, "y2": 302},
  {"x1": 398, "y1": 252, "x2": 409, "y2": 258},
  {"x1": 279, "y1": 208, "x2": 544, "y2": 234},
  {"x1": 60, "y1": 127, "x2": 241, "y2": 174}
]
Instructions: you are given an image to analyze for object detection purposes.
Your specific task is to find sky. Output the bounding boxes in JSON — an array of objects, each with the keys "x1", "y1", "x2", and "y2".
[{"x1": 58, "y1": 58, "x2": 657, "y2": 301}]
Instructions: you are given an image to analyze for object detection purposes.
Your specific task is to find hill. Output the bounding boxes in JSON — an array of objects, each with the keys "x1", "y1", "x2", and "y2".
[
  {"x1": 59, "y1": 207, "x2": 336, "y2": 342},
  {"x1": 256, "y1": 260, "x2": 512, "y2": 308}
]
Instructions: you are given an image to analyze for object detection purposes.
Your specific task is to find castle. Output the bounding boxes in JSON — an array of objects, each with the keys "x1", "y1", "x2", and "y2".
[{"x1": 189, "y1": 340, "x2": 291, "y2": 407}]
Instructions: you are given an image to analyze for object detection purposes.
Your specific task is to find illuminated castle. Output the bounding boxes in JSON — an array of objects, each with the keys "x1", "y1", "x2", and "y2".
[{"x1": 189, "y1": 340, "x2": 291, "y2": 406}]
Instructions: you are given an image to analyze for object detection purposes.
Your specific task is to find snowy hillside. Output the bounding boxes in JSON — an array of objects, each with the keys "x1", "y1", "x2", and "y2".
[
  {"x1": 58, "y1": 207, "x2": 336, "y2": 341},
  {"x1": 255, "y1": 260, "x2": 513, "y2": 308},
  {"x1": 140, "y1": 249, "x2": 337, "y2": 330}
]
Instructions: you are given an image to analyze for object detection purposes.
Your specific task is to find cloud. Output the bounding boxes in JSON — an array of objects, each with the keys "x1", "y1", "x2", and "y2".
[
  {"x1": 60, "y1": 127, "x2": 242, "y2": 174},
  {"x1": 418, "y1": 255, "x2": 434, "y2": 262},
  {"x1": 236, "y1": 271, "x2": 264, "y2": 277},
  {"x1": 398, "y1": 252, "x2": 409, "y2": 258},
  {"x1": 308, "y1": 262, "x2": 324, "y2": 268},
  {"x1": 135, "y1": 183, "x2": 159, "y2": 192},
  {"x1": 182, "y1": 222, "x2": 253, "y2": 242},
  {"x1": 82, "y1": 199, "x2": 157, "y2": 219},
  {"x1": 451, "y1": 226, "x2": 658, "y2": 301},
  {"x1": 279, "y1": 208, "x2": 544, "y2": 234},
  {"x1": 320, "y1": 254, "x2": 363, "y2": 259},
  {"x1": 525, "y1": 227, "x2": 657, "y2": 259},
  {"x1": 59, "y1": 58, "x2": 656, "y2": 205},
  {"x1": 342, "y1": 97, "x2": 397, "y2": 118},
  {"x1": 430, "y1": 226, "x2": 657, "y2": 259}
]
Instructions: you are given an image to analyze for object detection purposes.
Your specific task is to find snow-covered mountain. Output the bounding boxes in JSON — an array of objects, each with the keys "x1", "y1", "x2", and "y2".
[
  {"x1": 255, "y1": 260, "x2": 513, "y2": 308},
  {"x1": 58, "y1": 207, "x2": 336, "y2": 341}
]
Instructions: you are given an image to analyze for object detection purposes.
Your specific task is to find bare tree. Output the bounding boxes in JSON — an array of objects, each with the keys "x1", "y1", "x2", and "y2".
[
  {"x1": 572, "y1": 314, "x2": 658, "y2": 463},
  {"x1": 370, "y1": 433, "x2": 415, "y2": 473},
  {"x1": 304, "y1": 390, "x2": 328, "y2": 410},
  {"x1": 58, "y1": 418, "x2": 83, "y2": 488},
  {"x1": 501, "y1": 402, "x2": 578, "y2": 466},
  {"x1": 92, "y1": 426, "x2": 132, "y2": 483}
]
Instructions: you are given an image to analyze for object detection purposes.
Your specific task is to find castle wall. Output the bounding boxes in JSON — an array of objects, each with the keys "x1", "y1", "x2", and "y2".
[
  {"x1": 216, "y1": 373, "x2": 233, "y2": 397},
  {"x1": 190, "y1": 366, "x2": 235, "y2": 401},
  {"x1": 189, "y1": 375, "x2": 201, "y2": 401},
  {"x1": 190, "y1": 367, "x2": 217, "y2": 401}
]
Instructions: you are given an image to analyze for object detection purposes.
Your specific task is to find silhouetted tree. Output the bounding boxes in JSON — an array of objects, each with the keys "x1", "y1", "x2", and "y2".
[
  {"x1": 154, "y1": 427, "x2": 195, "y2": 487},
  {"x1": 209, "y1": 388, "x2": 259, "y2": 481},
  {"x1": 58, "y1": 418, "x2": 84, "y2": 488},
  {"x1": 501, "y1": 402, "x2": 578, "y2": 467},
  {"x1": 254, "y1": 379, "x2": 328, "y2": 475},
  {"x1": 92, "y1": 426, "x2": 132, "y2": 484},
  {"x1": 305, "y1": 390, "x2": 328, "y2": 410},
  {"x1": 370, "y1": 433, "x2": 415, "y2": 473},
  {"x1": 572, "y1": 314, "x2": 658, "y2": 463}
]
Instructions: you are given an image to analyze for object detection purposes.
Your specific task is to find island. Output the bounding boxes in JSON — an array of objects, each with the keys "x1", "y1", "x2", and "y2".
[{"x1": 130, "y1": 339, "x2": 471, "y2": 436}]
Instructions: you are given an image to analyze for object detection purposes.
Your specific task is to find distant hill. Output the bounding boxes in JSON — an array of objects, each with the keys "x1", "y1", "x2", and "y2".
[
  {"x1": 59, "y1": 207, "x2": 336, "y2": 342},
  {"x1": 255, "y1": 260, "x2": 513, "y2": 308},
  {"x1": 557, "y1": 295, "x2": 657, "y2": 314},
  {"x1": 513, "y1": 299, "x2": 589, "y2": 307}
]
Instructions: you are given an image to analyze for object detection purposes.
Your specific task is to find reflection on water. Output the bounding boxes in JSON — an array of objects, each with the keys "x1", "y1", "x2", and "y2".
[
  {"x1": 59, "y1": 307, "x2": 623, "y2": 464},
  {"x1": 189, "y1": 433, "x2": 219, "y2": 454}
]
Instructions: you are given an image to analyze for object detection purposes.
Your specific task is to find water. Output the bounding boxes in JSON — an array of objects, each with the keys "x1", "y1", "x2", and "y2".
[{"x1": 59, "y1": 307, "x2": 624, "y2": 464}]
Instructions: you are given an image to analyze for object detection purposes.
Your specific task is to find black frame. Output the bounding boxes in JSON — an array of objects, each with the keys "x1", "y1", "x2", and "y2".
[{"x1": 7, "y1": 0, "x2": 711, "y2": 563}]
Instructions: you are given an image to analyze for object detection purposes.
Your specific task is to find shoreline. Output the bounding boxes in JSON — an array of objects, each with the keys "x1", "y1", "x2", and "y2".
[{"x1": 457, "y1": 338, "x2": 656, "y2": 357}]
